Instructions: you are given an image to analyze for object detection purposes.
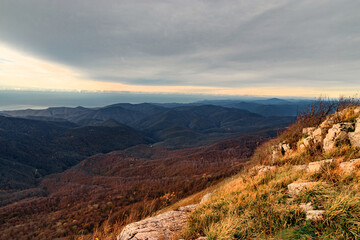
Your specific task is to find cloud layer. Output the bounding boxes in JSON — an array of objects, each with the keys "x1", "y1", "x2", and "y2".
[{"x1": 0, "y1": 0, "x2": 359, "y2": 95}]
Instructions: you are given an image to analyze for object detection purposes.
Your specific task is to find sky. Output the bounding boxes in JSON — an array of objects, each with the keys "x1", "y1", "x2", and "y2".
[{"x1": 0, "y1": 0, "x2": 360, "y2": 100}]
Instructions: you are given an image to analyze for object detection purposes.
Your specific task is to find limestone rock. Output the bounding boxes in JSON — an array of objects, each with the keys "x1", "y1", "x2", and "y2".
[
  {"x1": 117, "y1": 204, "x2": 197, "y2": 240},
  {"x1": 299, "y1": 202, "x2": 325, "y2": 220},
  {"x1": 307, "y1": 159, "x2": 334, "y2": 173},
  {"x1": 200, "y1": 193, "x2": 212, "y2": 203},
  {"x1": 349, "y1": 118, "x2": 360, "y2": 148},
  {"x1": 340, "y1": 158, "x2": 360, "y2": 173},
  {"x1": 299, "y1": 202, "x2": 313, "y2": 212},
  {"x1": 302, "y1": 137, "x2": 312, "y2": 147},
  {"x1": 323, "y1": 123, "x2": 354, "y2": 152},
  {"x1": 288, "y1": 182, "x2": 318, "y2": 197},
  {"x1": 292, "y1": 165, "x2": 308, "y2": 171},
  {"x1": 349, "y1": 132, "x2": 360, "y2": 148},
  {"x1": 301, "y1": 127, "x2": 326, "y2": 149},
  {"x1": 306, "y1": 210, "x2": 325, "y2": 221},
  {"x1": 178, "y1": 204, "x2": 198, "y2": 212},
  {"x1": 256, "y1": 165, "x2": 276, "y2": 174},
  {"x1": 272, "y1": 142, "x2": 291, "y2": 161},
  {"x1": 312, "y1": 127, "x2": 326, "y2": 143},
  {"x1": 303, "y1": 127, "x2": 316, "y2": 136}
]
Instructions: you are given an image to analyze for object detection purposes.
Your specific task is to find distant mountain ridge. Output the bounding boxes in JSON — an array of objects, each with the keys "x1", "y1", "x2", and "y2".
[{"x1": 0, "y1": 115, "x2": 151, "y2": 190}]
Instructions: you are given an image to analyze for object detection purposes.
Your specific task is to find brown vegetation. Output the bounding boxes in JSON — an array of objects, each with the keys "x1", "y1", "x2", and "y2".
[{"x1": 0, "y1": 135, "x2": 268, "y2": 240}]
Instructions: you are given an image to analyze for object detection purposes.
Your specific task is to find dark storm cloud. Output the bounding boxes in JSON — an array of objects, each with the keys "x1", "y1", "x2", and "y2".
[{"x1": 0, "y1": 0, "x2": 359, "y2": 88}]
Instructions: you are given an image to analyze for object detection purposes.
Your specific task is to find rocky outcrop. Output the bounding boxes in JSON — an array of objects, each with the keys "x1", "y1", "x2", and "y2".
[
  {"x1": 288, "y1": 182, "x2": 319, "y2": 197},
  {"x1": 200, "y1": 193, "x2": 212, "y2": 203},
  {"x1": 117, "y1": 193, "x2": 213, "y2": 240},
  {"x1": 300, "y1": 127, "x2": 326, "y2": 149},
  {"x1": 298, "y1": 108, "x2": 360, "y2": 153},
  {"x1": 306, "y1": 210, "x2": 326, "y2": 221},
  {"x1": 299, "y1": 202, "x2": 325, "y2": 220},
  {"x1": 323, "y1": 123, "x2": 354, "y2": 152},
  {"x1": 117, "y1": 205, "x2": 197, "y2": 240},
  {"x1": 272, "y1": 142, "x2": 291, "y2": 161},
  {"x1": 302, "y1": 127, "x2": 316, "y2": 136},
  {"x1": 292, "y1": 164, "x2": 308, "y2": 171},
  {"x1": 307, "y1": 159, "x2": 334, "y2": 172},
  {"x1": 349, "y1": 118, "x2": 360, "y2": 148},
  {"x1": 340, "y1": 158, "x2": 360, "y2": 173},
  {"x1": 256, "y1": 165, "x2": 276, "y2": 174}
]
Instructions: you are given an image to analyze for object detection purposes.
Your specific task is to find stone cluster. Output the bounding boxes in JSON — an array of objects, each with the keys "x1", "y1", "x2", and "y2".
[
  {"x1": 117, "y1": 194, "x2": 212, "y2": 240},
  {"x1": 297, "y1": 107, "x2": 360, "y2": 153}
]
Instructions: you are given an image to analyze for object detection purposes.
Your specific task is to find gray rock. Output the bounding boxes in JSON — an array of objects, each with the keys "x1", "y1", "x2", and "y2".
[
  {"x1": 292, "y1": 165, "x2": 308, "y2": 171},
  {"x1": 256, "y1": 165, "x2": 276, "y2": 174},
  {"x1": 272, "y1": 142, "x2": 291, "y2": 161},
  {"x1": 307, "y1": 159, "x2": 334, "y2": 173},
  {"x1": 306, "y1": 210, "x2": 325, "y2": 220},
  {"x1": 299, "y1": 202, "x2": 313, "y2": 212},
  {"x1": 281, "y1": 143, "x2": 291, "y2": 153},
  {"x1": 303, "y1": 127, "x2": 316, "y2": 136},
  {"x1": 349, "y1": 118, "x2": 360, "y2": 148},
  {"x1": 340, "y1": 158, "x2": 360, "y2": 173},
  {"x1": 303, "y1": 137, "x2": 312, "y2": 147},
  {"x1": 117, "y1": 204, "x2": 197, "y2": 240},
  {"x1": 299, "y1": 202, "x2": 325, "y2": 220},
  {"x1": 312, "y1": 127, "x2": 325, "y2": 143},
  {"x1": 200, "y1": 193, "x2": 212, "y2": 203},
  {"x1": 288, "y1": 182, "x2": 318, "y2": 197},
  {"x1": 178, "y1": 204, "x2": 198, "y2": 212},
  {"x1": 349, "y1": 132, "x2": 360, "y2": 148},
  {"x1": 323, "y1": 123, "x2": 354, "y2": 152}
]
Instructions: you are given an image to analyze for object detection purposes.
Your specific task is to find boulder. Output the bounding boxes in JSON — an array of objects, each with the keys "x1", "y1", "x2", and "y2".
[
  {"x1": 299, "y1": 202, "x2": 325, "y2": 220},
  {"x1": 340, "y1": 158, "x2": 360, "y2": 173},
  {"x1": 306, "y1": 210, "x2": 325, "y2": 221},
  {"x1": 312, "y1": 127, "x2": 326, "y2": 143},
  {"x1": 349, "y1": 132, "x2": 360, "y2": 148},
  {"x1": 307, "y1": 159, "x2": 334, "y2": 173},
  {"x1": 280, "y1": 143, "x2": 291, "y2": 154},
  {"x1": 319, "y1": 116, "x2": 333, "y2": 128},
  {"x1": 299, "y1": 202, "x2": 313, "y2": 212},
  {"x1": 292, "y1": 165, "x2": 308, "y2": 171},
  {"x1": 272, "y1": 142, "x2": 291, "y2": 161},
  {"x1": 117, "y1": 204, "x2": 197, "y2": 240},
  {"x1": 323, "y1": 123, "x2": 354, "y2": 152},
  {"x1": 303, "y1": 127, "x2": 316, "y2": 136},
  {"x1": 200, "y1": 193, "x2": 212, "y2": 203},
  {"x1": 178, "y1": 204, "x2": 198, "y2": 212},
  {"x1": 272, "y1": 146, "x2": 281, "y2": 162},
  {"x1": 301, "y1": 127, "x2": 326, "y2": 149},
  {"x1": 256, "y1": 165, "x2": 276, "y2": 174},
  {"x1": 302, "y1": 137, "x2": 312, "y2": 147},
  {"x1": 288, "y1": 182, "x2": 318, "y2": 197},
  {"x1": 349, "y1": 118, "x2": 360, "y2": 148}
]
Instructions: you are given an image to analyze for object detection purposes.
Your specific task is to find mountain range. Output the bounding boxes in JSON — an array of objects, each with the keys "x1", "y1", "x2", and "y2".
[{"x1": 0, "y1": 98, "x2": 307, "y2": 239}]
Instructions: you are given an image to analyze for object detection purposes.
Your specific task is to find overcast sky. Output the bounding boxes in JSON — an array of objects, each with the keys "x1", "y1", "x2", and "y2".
[{"x1": 0, "y1": 0, "x2": 359, "y2": 97}]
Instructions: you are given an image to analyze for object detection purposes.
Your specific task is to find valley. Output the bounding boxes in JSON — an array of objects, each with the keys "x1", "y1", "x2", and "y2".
[{"x1": 0, "y1": 99, "x2": 300, "y2": 239}]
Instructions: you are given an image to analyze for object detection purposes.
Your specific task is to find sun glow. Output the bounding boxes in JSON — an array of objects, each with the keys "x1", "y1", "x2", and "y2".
[{"x1": 0, "y1": 42, "x2": 357, "y2": 98}]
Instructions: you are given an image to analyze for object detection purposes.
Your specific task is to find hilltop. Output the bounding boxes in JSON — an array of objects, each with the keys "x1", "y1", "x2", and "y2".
[
  {"x1": 114, "y1": 101, "x2": 360, "y2": 240},
  {"x1": 179, "y1": 103, "x2": 360, "y2": 239}
]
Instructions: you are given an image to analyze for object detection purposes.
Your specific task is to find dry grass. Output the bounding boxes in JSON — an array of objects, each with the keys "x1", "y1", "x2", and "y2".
[
  {"x1": 181, "y1": 100, "x2": 360, "y2": 239},
  {"x1": 181, "y1": 164, "x2": 360, "y2": 239}
]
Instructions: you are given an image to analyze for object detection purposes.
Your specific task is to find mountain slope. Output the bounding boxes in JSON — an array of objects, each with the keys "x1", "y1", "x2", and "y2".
[
  {"x1": 0, "y1": 116, "x2": 151, "y2": 191},
  {"x1": 0, "y1": 135, "x2": 268, "y2": 240},
  {"x1": 180, "y1": 104, "x2": 360, "y2": 239}
]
